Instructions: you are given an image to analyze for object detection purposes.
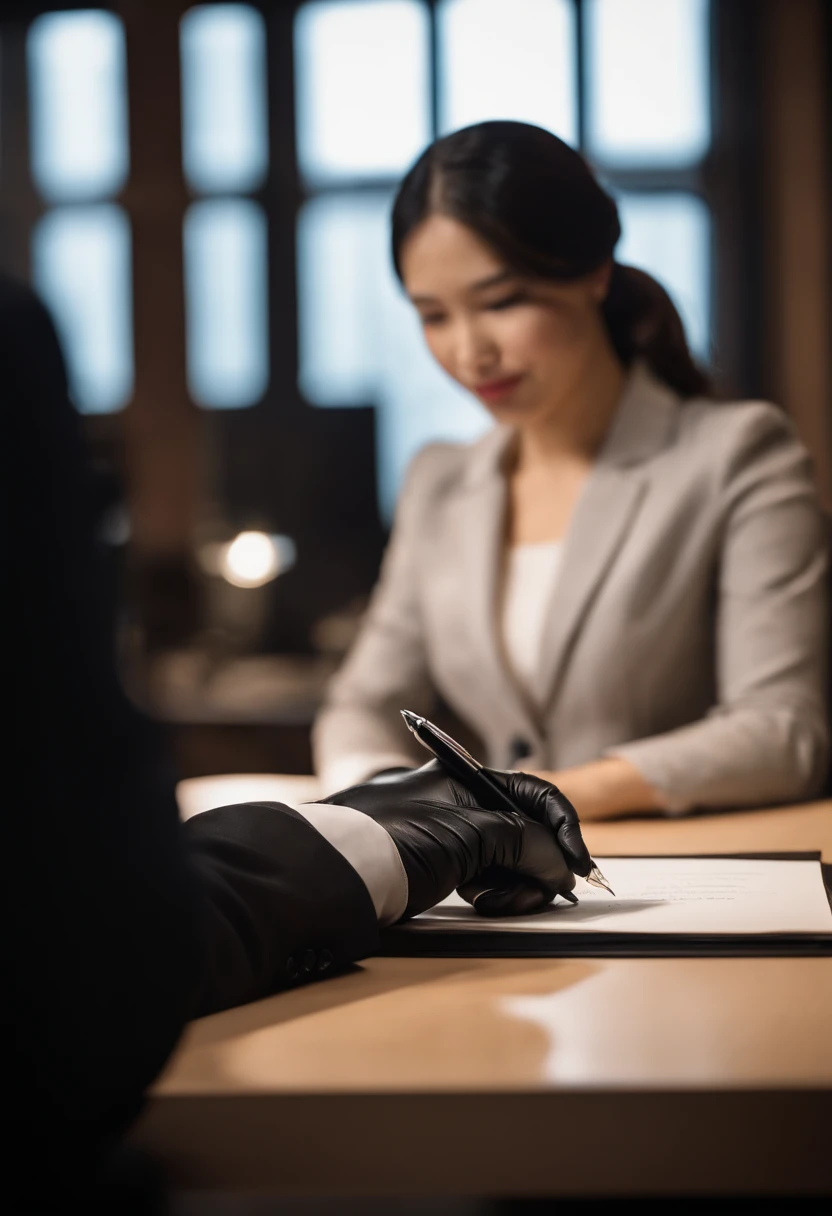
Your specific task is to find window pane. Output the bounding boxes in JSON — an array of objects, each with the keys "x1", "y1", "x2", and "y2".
[
  {"x1": 32, "y1": 205, "x2": 133, "y2": 413},
  {"x1": 180, "y1": 5, "x2": 268, "y2": 193},
  {"x1": 616, "y1": 192, "x2": 711, "y2": 359},
  {"x1": 439, "y1": 0, "x2": 577, "y2": 143},
  {"x1": 184, "y1": 199, "x2": 269, "y2": 408},
  {"x1": 28, "y1": 11, "x2": 128, "y2": 201},
  {"x1": 295, "y1": 0, "x2": 430, "y2": 183},
  {"x1": 586, "y1": 0, "x2": 710, "y2": 165},
  {"x1": 297, "y1": 194, "x2": 386, "y2": 406},
  {"x1": 297, "y1": 192, "x2": 488, "y2": 518}
]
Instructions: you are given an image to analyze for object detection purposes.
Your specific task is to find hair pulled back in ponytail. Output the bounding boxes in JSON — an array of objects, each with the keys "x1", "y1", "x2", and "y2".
[
  {"x1": 602, "y1": 264, "x2": 709, "y2": 397},
  {"x1": 391, "y1": 121, "x2": 710, "y2": 399}
]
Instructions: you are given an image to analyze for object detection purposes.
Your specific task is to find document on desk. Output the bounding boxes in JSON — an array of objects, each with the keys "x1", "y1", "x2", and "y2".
[{"x1": 382, "y1": 855, "x2": 832, "y2": 957}]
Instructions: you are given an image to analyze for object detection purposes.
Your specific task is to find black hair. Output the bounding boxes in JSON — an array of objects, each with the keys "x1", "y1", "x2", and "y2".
[{"x1": 391, "y1": 121, "x2": 710, "y2": 399}]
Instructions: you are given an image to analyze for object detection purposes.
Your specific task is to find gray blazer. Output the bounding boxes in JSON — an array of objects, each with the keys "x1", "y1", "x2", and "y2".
[{"x1": 314, "y1": 364, "x2": 830, "y2": 810}]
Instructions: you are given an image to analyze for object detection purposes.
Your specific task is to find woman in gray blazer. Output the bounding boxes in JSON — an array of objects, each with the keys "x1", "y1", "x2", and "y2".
[{"x1": 313, "y1": 122, "x2": 829, "y2": 820}]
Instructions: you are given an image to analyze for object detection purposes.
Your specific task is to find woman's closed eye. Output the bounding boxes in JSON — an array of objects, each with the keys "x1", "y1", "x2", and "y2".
[
  {"x1": 484, "y1": 291, "x2": 528, "y2": 312},
  {"x1": 417, "y1": 291, "x2": 527, "y2": 326}
]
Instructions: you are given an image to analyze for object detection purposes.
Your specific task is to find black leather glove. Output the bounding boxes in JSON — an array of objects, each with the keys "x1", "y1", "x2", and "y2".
[
  {"x1": 328, "y1": 760, "x2": 591, "y2": 874},
  {"x1": 321, "y1": 761, "x2": 591, "y2": 919}
]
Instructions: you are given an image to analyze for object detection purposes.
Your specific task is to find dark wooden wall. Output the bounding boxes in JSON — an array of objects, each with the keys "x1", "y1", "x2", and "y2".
[{"x1": 761, "y1": 0, "x2": 832, "y2": 511}]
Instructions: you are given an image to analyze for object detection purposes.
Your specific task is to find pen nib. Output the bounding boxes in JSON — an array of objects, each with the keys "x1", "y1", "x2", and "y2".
[{"x1": 585, "y1": 864, "x2": 615, "y2": 896}]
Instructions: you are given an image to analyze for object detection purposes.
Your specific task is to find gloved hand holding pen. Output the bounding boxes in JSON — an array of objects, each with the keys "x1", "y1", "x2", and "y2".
[{"x1": 320, "y1": 760, "x2": 592, "y2": 918}]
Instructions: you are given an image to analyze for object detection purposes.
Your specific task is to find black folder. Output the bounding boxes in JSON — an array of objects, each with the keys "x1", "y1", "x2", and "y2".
[{"x1": 380, "y1": 853, "x2": 832, "y2": 959}]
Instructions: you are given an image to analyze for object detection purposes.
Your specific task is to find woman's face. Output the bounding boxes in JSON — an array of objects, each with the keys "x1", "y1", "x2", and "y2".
[{"x1": 400, "y1": 213, "x2": 612, "y2": 427}]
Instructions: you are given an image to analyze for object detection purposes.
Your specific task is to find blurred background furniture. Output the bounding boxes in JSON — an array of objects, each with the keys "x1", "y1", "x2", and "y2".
[{"x1": 155, "y1": 651, "x2": 336, "y2": 775}]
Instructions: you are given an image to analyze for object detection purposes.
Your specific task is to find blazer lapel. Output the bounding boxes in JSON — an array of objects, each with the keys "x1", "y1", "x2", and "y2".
[
  {"x1": 533, "y1": 362, "x2": 679, "y2": 711},
  {"x1": 448, "y1": 431, "x2": 542, "y2": 745},
  {"x1": 532, "y1": 465, "x2": 647, "y2": 709}
]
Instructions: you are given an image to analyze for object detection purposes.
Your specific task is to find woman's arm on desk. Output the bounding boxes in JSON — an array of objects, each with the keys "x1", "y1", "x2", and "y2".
[{"x1": 535, "y1": 757, "x2": 665, "y2": 821}]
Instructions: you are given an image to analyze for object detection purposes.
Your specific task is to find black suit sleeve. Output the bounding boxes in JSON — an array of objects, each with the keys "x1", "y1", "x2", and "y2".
[
  {"x1": 1, "y1": 275, "x2": 379, "y2": 1194},
  {"x1": 185, "y1": 802, "x2": 379, "y2": 1015}
]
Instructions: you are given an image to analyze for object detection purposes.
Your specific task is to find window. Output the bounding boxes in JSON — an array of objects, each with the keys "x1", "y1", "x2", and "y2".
[
  {"x1": 28, "y1": 9, "x2": 129, "y2": 202},
  {"x1": 180, "y1": 3, "x2": 268, "y2": 193},
  {"x1": 180, "y1": 4, "x2": 269, "y2": 408},
  {"x1": 585, "y1": 0, "x2": 710, "y2": 165},
  {"x1": 438, "y1": 0, "x2": 576, "y2": 139},
  {"x1": 28, "y1": 10, "x2": 133, "y2": 414},
  {"x1": 32, "y1": 206, "x2": 133, "y2": 413},
  {"x1": 295, "y1": 0, "x2": 713, "y2": 518},
  {"x1": 295, "y1": 0, "x2": 431, "y2": 183},
  {"x1": 183, "y1": 199, "x2": 269, "y2": 409},
  {"x1": 587, "y1": 0, "x2": 712, "y2": 358}
]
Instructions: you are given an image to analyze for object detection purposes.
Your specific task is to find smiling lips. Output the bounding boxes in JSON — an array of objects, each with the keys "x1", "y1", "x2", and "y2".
[{"x1": 474, "y1": 374, "x2": 525, "y2": 402}]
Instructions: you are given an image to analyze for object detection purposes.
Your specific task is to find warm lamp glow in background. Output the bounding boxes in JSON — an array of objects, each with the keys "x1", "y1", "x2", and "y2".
[{"x1": 199, "y1": 531, "x2": 297, "y2": 589}]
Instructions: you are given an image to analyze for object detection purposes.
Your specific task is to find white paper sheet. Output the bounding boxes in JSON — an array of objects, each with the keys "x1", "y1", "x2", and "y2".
[{"x1": 407, "y1": 857, "x2": 832, "y2": 936}]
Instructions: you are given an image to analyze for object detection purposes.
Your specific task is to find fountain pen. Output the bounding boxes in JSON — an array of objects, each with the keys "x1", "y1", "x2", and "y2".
[{"x1": 400, "y1": 708, "x2": 615, "y2": 896}]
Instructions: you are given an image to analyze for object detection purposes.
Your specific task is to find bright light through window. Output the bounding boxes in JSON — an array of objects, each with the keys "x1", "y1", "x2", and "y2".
[
  {"x1": 616, "y1": 192, "x2": 711, "y2": 359},
  {"x1": 586, "y1": 0, "x2": 710, "y2": 164},
  {"x1": 295, "y1": 0, "x2": 431, "y2": 183},
  {"x1": 180, "y1": 4, "x2": 268, "y2": 193},
  {"x1": 184, "y1": 199, "x2": 269, "y2": 409},
  {"x1": 32, "y1": 205, "x2": 134, "y2": 413},
  {"x1": 297, "y1": 193, "x2": 391, "y2": 407},
  {"x1": 438, "y1": 0, "x2": 577, "y2": 143},
  {"x1": 28, "y1": 10, "x2": 129, "y2": 201}
]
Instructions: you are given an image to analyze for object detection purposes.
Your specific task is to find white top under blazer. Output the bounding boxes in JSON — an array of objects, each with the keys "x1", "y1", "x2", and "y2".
[{"x1": 500, "y1": 542, "x2": 563, "y2": 706}]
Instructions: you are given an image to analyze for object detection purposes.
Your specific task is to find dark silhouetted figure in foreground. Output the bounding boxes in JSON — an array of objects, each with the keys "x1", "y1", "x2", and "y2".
[{"x1": 1, "y1": 275, "x2": 588, "y2": 1212}]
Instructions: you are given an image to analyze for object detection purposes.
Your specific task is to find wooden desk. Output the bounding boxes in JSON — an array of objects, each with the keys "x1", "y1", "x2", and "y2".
[{"x1": 134, "y1": 800, "x2": 832, "y2": 1198}]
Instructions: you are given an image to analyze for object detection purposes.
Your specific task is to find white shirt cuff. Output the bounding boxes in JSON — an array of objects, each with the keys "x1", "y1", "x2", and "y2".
[{"x1": 283, "y1": 800, "x2": 408, "y2": 926}]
